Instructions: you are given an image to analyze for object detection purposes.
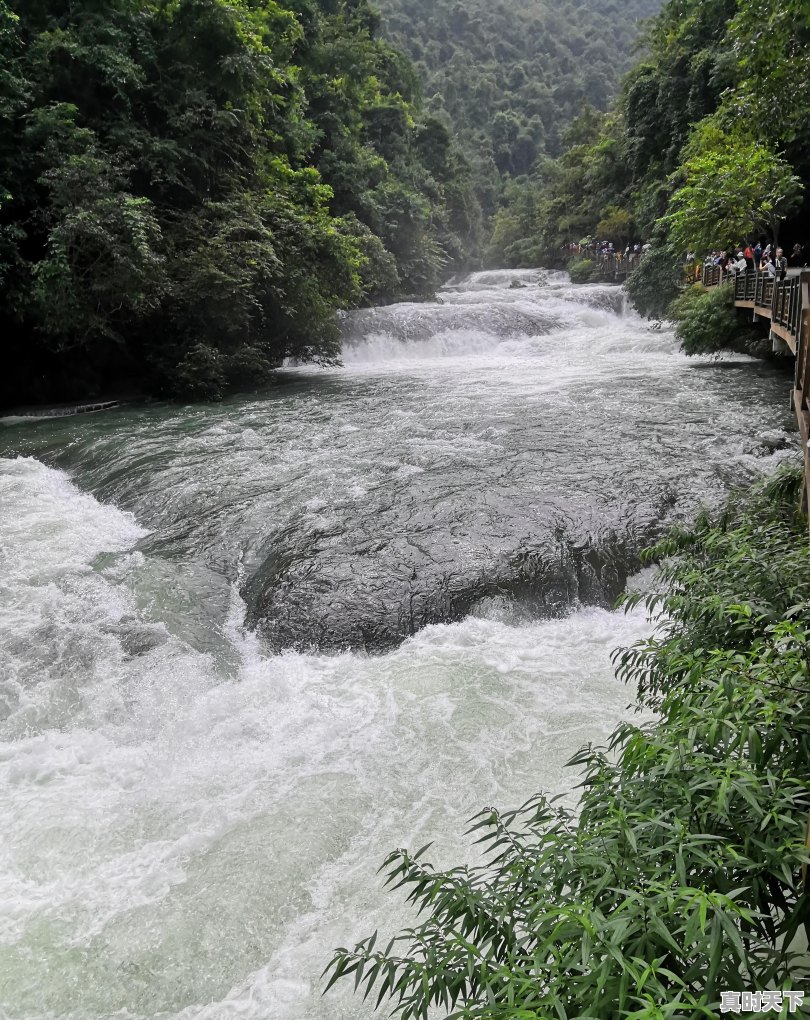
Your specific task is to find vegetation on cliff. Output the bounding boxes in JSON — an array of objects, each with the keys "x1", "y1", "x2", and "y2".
[
  {"x1": 0, "y1": 0, "x2": 480, "y2": 406},
  {"x1": 489, "y1": 0, "x2": 810, "y2": 276},
  {"x1": 374, "y1": 0, "x2": 663, "y2": 217},
  {"x1": 667, "y1": 285, "x2": 769, "y2": 360},
  {"x1": 326, "y1": 467, "x2": 810, "y2": 1017}
]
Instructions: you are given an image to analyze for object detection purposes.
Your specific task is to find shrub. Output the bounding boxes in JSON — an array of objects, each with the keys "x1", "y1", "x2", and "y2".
[
  {"x1": 625, "y1": 243, "x2": 683, "y2": 319},
  {"x1": 568, "y1": 256, "x2": 599, "y2": 283},
  {"x1": 671, "y1": 284, "x2": 764, "y2": 356},
  {"x1": 325, "y1": 467, "x2": 810, "y2": 1019}
]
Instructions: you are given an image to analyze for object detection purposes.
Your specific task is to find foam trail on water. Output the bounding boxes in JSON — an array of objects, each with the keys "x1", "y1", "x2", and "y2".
[
  {"x1": 0, "y1": 455, "x2": 650, "y2": 1020},
  {"x1": 0, "y1": 268, "x2": 795, "y2": 1019}
]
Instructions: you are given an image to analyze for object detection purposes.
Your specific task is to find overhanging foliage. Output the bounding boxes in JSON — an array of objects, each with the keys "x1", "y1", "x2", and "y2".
[
  {"x1": 325, "y1": 468, "x2": 810, "y2": 1018},
  {"x1": 0, "y1": 0, "x2": 481, "y2": 405},
  {"x1": 664, "y1": 123, "x2": 803, "y2": 252}
]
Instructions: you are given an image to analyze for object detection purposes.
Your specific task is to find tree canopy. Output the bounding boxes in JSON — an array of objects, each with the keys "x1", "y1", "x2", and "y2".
[
  {"x1": 0, "y1": 0, "x2": 481, "y2": 406},
  {"x1": 665, "y1": 123, "x2": 803, "y2": 253},
  {"x1": 374, "y1": 0, "x2": 664, "y2": 216},
  {"x1": 487, "y1": 0, "x2": 810, "y2": 273}
]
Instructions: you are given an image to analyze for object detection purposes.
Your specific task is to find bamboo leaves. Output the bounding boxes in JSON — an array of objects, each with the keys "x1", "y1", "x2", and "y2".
[{"x1": 325, "y1": 467, "x2": 810, "y2": 1017}]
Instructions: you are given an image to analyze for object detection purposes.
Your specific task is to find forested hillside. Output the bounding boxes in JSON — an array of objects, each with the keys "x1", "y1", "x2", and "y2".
[
  {"x1": 489, "y1": 0, "x2": 810, "y2": 297},
  {"x1": 375, "y1": 0, "x2": 663, "y2": 211},
  {"x1": 5, "y1": 0, "x2": 805, "y2": 407},
  {"x1": 0, "y1": 0, "x2": 480, "y2": 407}
]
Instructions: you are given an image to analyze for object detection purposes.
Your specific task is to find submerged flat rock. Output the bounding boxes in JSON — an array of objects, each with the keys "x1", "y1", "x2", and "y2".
[
  {"x1": 244, "y1": 496, "x2": 641, "y2": 653},
  {"x1": 1, "y1": 270, "x2": 791, "y2": 656}
]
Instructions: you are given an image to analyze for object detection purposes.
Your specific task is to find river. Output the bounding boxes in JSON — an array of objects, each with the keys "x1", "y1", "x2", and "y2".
[{"x1": 0, "y1": 270, "x2": 794, "y2": 1019}]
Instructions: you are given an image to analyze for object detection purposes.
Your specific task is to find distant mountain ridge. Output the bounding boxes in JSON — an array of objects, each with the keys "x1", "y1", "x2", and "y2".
[{"x1": 374, "y1": 0, "x2": 664, "y2": 207}]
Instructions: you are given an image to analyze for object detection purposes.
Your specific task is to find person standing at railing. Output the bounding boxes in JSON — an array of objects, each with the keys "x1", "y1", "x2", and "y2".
[
  {"x1": 791, "y1": 242, "x2": 806, "y2": 267},
  {"x1": 744, "y1": 243, "x2": 754, "y2": 271},
  {"x1": 775, "y1": 248, "x2": 788, "y2": 281},
  {"x1": 730, "y1": 251, "x2": 747, "y2": 276}
]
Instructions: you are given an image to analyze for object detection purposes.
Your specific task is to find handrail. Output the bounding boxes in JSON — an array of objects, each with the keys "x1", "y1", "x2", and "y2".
[
  {"x1": 702, "y1": 265, "x2": 810, "y2": 516},
  {"x1": 703, "y1": 269, "x2": 800, "y2": 342},
  {"x1": 591, "y1": 253, "x2": 642, "y2": 281}
]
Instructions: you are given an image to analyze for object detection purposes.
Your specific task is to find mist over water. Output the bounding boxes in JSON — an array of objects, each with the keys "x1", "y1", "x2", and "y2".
[{"x1": 0, "y1": 271, "x2": 795, "y2": 1018}]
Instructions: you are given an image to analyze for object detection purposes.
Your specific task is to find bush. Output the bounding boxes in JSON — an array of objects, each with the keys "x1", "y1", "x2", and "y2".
[
  {"x1": 625, "y1": 242, "x2": 683, "y2": 318},
  {"x1": 568, "y1": 256, "x2": 600, "y2": 283},
  {"x1": 325, "y1": 467, "x2": 810, "y2": 1018},
  {"x1": 671, "y1": 284, "x2": 764, "y2": 356}
]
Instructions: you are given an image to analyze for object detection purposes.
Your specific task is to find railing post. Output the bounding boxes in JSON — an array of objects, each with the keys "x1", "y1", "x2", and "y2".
[
  {"x1": 794, "y1": 273, "x2": 810, "y2": 520},
  {"x1": 798, "y1": 272, "x2": 810, "y2": 391},
  {"x1": 790, "y1": 280, "x2": 799, "y2": 338}
]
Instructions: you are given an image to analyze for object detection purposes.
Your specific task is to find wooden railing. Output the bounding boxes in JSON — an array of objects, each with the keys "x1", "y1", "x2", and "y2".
[
  {"x1": 563, "y1": 251, "x2": 643, "y2": 282},
  {"x1": 773, "y1": 277, "x2": 803, "y2": 337},
  {"x1": 702, "y1": 265, "x2": 810, "y2": 513},
  {"x1": 702, "y1": 266, "x2": 806, "y2": 352},
  {"x1": 793, "y1": 275, "x2": 810, "y2": 515},
  {"x1": 593, "y1": 254, "x2": 641, "y2": 280}
]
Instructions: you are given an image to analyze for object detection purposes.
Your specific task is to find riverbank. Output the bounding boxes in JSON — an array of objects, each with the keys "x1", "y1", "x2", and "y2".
[
  {"x1": 0, "y1": 399, "x2": 124, "y2": 422},
  {"x1": 328, "y1": 465, "x2": 810, "y2": 1015}
]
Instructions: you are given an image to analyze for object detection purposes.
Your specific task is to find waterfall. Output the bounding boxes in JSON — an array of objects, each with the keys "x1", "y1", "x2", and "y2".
[{"x1": 0, "y1": 270, "x2": 794, "y2": 1020}]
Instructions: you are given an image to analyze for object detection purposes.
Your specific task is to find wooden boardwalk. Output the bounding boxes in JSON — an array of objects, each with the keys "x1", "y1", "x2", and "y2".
[
  {"x1": 702, "y1": 266, "x2": 810, "y2": 512},
  {"x1": 596, "y1": 255, "x2": 640, "y2": 281}
]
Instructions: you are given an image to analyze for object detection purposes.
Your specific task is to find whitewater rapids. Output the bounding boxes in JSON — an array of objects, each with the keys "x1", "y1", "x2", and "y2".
[{"x1": 0, "y1": 270, "x2": 795, "y2": 1018}]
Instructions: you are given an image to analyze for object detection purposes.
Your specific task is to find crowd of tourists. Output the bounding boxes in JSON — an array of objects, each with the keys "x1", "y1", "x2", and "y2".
[
  {"x1": 564, "y1": 237, "x2": 809, "y2": 281},
  {"x1": 692, "y1": 240, "x2": 808, "y2": 282},
  {"x1": 564, "y1": 238, "x2": 651, "y2": 271}
]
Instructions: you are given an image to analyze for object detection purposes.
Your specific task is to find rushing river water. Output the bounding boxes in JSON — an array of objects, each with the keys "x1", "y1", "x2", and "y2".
[{"x1": 0, "y1": 270, "x2": 796, "y2": 1019}]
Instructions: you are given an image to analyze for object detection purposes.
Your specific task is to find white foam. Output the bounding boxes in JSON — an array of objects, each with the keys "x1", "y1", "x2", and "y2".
[
  {"x1": 0, "y1": 457, "x2": 147, "y2": 583},
  {"x1": 0, "y1": 457, "x2": 650, "y2": 1019},
  {"x1": 339, "y1": 272, "x2": 638, "y2": 366},
  {"x1": 0, "y1": 265, "x2": 794, "y2": 1020}
]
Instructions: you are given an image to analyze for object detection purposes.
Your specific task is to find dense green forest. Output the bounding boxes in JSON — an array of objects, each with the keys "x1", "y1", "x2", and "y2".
[
  {"x1": 375, "y1": 0, "x2": 663, "y2": 214},
  {"x1": 0, "y1": 0, "x2": 480, "y2": 406},
  {"x1": 4, "y1": 0, "x2": 808, "y2": 404},
  {"x1": 489, "y1": 0, "x2": 810, "y2": 302}
]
